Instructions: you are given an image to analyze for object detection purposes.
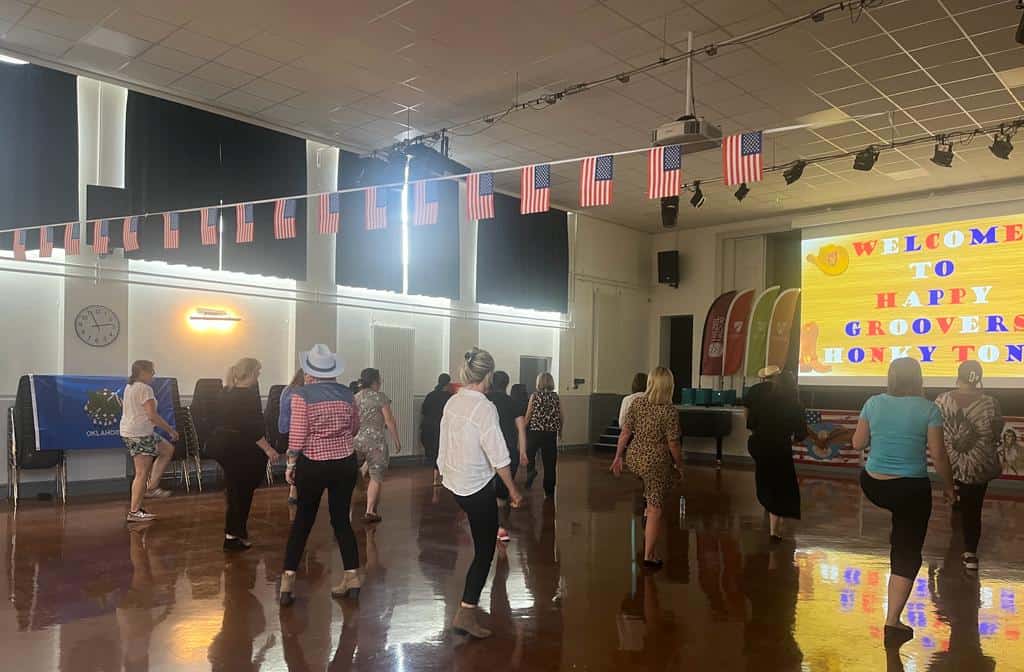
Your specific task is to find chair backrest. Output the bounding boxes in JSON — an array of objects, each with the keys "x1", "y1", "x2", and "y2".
[
  {"x1": 165, "y1": 378, "x2": 189, "y2": 461},
  {"x1": 190, "y1": 378, "x2": 224, "y2": 453},
  {"x1": 264, "y1": 384, "x2": 286, "y2": 453},
  {"x1": 12, "y1": 375, "x2": 62, "y2": 469}
]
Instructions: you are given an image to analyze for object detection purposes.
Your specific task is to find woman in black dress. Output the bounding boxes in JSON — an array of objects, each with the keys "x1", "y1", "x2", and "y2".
[{"x1": 743, "y1": 366, "x2": 806, "y2": 542}]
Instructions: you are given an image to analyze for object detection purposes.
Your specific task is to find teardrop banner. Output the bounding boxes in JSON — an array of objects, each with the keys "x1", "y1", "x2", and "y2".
[
  {"x1": 722, "y1": 288, "x2": 756, "y2": 376},
  {"x1": 766, "y1": 288, "x2": 802, "y2": 370},
  {"x1": 744, "y1": 286, "x2": 781, "y2": 379},
  {"x1": 699, "y1": 290, "x2": 737, "y2": 378}
]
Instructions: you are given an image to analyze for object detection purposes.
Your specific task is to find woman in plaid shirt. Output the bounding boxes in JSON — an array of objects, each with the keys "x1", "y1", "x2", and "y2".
[{"x1": 279, "y1": 344, "x2": 363, "y2": 607}]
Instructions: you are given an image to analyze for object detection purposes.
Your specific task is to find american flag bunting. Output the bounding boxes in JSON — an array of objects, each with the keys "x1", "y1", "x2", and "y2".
[
  {"x1": 236, "y1": 203, "x2": 254, "y2": 244},
  {"x1": 274, "y1": 198, "x2": 297, "y2": 239},
  {"x1": 13, "y1": 229, "x2": 26, "y2": 260},
  {"x1": 39, "y1": 226, "x2": 54, "y2": 258},
  {"x1": 365, "y1": 187, "x2": 388, "y2": 231},
  {"x1": 201, "y1": 207, "x2": 218, "y2": 246},
  {"x1": 65, "y1": 222, "x2": 80, "y2": 255},
  {"x1": 722, "y1": 131, "x2": 763, "y2": 186},
  {"x1": 412, "y1": 180, "x2": 439, "y2": 226},
  {"x1": 647, "y1": 145, "x2": 682, "y2": 199},
  {"x1": 579, "y1": 155, "x2": 614, "y2": 208},
  {"x1": 163, "y1": 212, "x2": 179, "y2": 249},
  {"x1": 466, "y1": 172, "x2": 494, "y2": 221},
  {"x1": 318, "y1": 192, "x2": 340, "y2": 234},
  {"x1": 520, "y1": 163, "x2": 550, "y2": 215},
  {"x1": 93, "y1": 220, "x2": 110, "y2": 255},
  {"x1": 123, "y1": 216, "x2": 140, "y2": 252}
]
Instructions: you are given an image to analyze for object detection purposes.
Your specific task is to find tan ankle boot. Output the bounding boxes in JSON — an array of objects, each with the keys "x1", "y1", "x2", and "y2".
[
  {"x1": 452, "y1": 606, "x2": 492, "y2": 639},
  {"x1": 331, "y1": 571, "x2": 363, "y2": 599},
  {"x1": 279, "y1": 571, "x2": 296, "y2": 607}
]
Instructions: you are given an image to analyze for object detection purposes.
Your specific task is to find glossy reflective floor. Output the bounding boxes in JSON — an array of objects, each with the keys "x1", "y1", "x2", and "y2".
[{"x1": 3, "y1": 453, "x2": 1023, "y2": 671}]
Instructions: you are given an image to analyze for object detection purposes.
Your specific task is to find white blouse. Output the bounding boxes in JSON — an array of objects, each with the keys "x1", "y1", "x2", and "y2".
[{"x1": 438, "y1": 388, "x2": 511, "y2": 496}]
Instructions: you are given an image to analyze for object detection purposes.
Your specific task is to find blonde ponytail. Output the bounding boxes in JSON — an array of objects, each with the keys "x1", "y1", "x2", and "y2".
[
  {"x1": 225, "y1": 357, "x2": 261, "y2": 389},
  {"x1": 459, "y1": 347, "x2": 495, "y2": 387}
]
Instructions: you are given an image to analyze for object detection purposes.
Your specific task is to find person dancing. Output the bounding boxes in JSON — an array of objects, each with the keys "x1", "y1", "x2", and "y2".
[
  {"x1": 525, "y1": 372, "x2": 563, "y2": 497},
  {"x1": 279, "y1": 368, "x2": 311, "y2": 506},
  {"x1": 353, "y1": 368, "x2": 402, "y2": 523},
  {"x1": 438, "y1": 348, "x2": 522, "y2": 638},
  {"x1": 421, "y1": 373, "x2": 452, "y2": 486},
  {"x1": 743, "y1": 366, "x2": 807, "y2": 542},
  {"x1": 120, "y1": 360, "x2": 178, "y2": 522},
  {"x1": 487, "y1": 370, "x2": 528, "y2": 542},
  {"x1": 279, "y1": 345, "x2": 362, "y2": 607},
  {"x1": 934, "y1": 361, "x2": 1004, "y2": 571},
  {"x1": 853, "y1": 357, "x2": 954, "y2": 648},
  {"x1": 610, "y1": 367, "x2": 682, "y2": 568}
]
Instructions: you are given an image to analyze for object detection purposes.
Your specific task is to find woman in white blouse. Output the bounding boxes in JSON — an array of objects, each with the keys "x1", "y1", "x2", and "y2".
[
  {"x1": 618, "y1": 372, "x2": 648, "y2": 429},
  {"x1": 438, "y1": 347, "x2": 522, "y2": 640}
]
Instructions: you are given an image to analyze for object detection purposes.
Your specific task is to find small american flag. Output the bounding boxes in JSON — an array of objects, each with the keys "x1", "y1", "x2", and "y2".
[
  {"x1": 123, "y1": 216, "x2": 140, "y2": 252},
  {"x1": 274, "y1": 198, "x2": 297, "y2": 239},
  {"x1": 236, "y1": 203, "x2": 254, "y2": 244},
  {"x1": 13, "y1": 229, "x2": 27, "y2": 260},
  {"x1": 39, "y1": 225, "x2": 54, "y2": 258},
  {"x1": 200, "y1": 207, "x2": 218, "y2": 246},
  {"x1": 318, "y1": 192, "x2": 340, "y2": 234},
  {"x1": 163, "y1": 212, "x2": 179, "y2": 249},
  {"x1": 365, "y1": 187, "x2": 388, "y2": 231},
  {"x1": 580, "y1": 155, "x2": 614, "y2": 208},
  {"x1": 93, "y1": 220, "x2": 110, "y2": 255},
  {"x1": 521, "y1": 163, "x2": 550, "y2": 215},
  {"x1": 466, "y1": 172, "x2": 494, "y2": 221},
  {"x1": 412, "y1": 180, "x2": 439, "y2": 226},
  {"x1": 65, "y1": 223, "x2": 81, "y2": 255},
  {"x1": 795, "y1": 409, "x2": 861, "y2": 465},
  {"x1": 648, "y1": 145, "x2": 682, "y2": 199},
  {"x1": 722, "y1": 131, "x2": 763, "y2": 186}
]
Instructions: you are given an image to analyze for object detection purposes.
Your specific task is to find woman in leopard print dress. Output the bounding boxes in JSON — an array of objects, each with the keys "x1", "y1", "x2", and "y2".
[{"x1": 610, "y1": 367, "x2": 682, "y2": 569}]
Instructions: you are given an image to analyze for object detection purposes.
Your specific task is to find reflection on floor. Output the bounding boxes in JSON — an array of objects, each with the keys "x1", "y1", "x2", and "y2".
[{"x1": 2, "y1": 452, "x2": 1021, "y2": 671}]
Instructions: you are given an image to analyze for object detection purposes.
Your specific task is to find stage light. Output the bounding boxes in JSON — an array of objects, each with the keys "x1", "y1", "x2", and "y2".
[
  {"x1": 734, "y1": 183, "x2": 749, "y2": 202},
  {"x1": 783, "y1": 160, "x2": 807, "y2": 185},
  {"x1": 931, "y1": 139, "x2": 954, "y2": 167},
  {"x1": 690, "y1": 181, "x2": 705, "y2": 208},
  {"x1": 853, "y1": 146, "x2": 879, "y2": 171},
  {"x1": 660, "y1": 195, "x2": 679, "y2": 229},
  {"x1": 990, "y1": 130, "x2": 1013, "y2": 159}
]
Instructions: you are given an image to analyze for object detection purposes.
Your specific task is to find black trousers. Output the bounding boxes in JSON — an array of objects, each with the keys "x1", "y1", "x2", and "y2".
[
  {"x1": 527, "y1": 430, "x2": 558, "y2": 496},
  {"x1": 493, "y1": 433, "x2": 519, "y2": 501},
  {"x1": 860, "y1": 470, "x2": 932, "y2": 579},
  {"x1": 222, "y1": 443, "x2": 268, "y2": 539},
  {"x1": 955, "y1": 480, "x2": 989, "y2": 554},
  {"x1": 284, "y1": 454, "x2": 360, "y2": 571},
  {"x1": 453, "y1": 481, "x2": 498, "y2": 605},
  {"x1": 422, "y1": 429, "x2": 440, "y2": 467}
]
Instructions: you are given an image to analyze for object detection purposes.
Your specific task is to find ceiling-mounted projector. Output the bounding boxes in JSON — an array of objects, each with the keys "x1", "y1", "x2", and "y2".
[{"x1": 652, "y1": 115, "x2": 722, "y2": 154}]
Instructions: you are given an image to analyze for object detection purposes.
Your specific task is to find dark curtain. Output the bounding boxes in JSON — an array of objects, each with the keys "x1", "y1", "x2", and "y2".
[
  {"x1": 0, "y1": 63, "x2": 78, "y2": 232},
  {"x1": 407, "y1": 169, "x2": 460, "y2": 300},
  {"x1": 476, "y1": 193, "x2": 568, "y2": 313},
  {"x1": 220, "y1": 117, "x2": 307, "y2": 280},
  {"x1": 85, "y1": 186, "x2": 131, "y2": 251},
  {"x1": 335, "y1": 151, "x2": 403, "y2": 293},
  {"x1": 123, "y1": 92, "x2": 222, "y2": 269}
]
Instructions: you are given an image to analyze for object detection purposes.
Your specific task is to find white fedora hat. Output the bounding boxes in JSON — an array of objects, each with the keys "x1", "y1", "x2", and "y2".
[{"x1": 299, "y1": 344, "x2": 345, "y2": 379}]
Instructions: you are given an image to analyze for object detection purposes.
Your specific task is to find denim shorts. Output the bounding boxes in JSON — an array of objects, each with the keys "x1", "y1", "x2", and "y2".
[{"x1": 123, "y1": 434, "x2": 160, "y2": 457}]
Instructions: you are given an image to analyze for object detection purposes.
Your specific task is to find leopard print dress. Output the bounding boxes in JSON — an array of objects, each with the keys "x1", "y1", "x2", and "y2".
[{"x1": 624, "y1": 396, "x2": 681, "y2": 507}]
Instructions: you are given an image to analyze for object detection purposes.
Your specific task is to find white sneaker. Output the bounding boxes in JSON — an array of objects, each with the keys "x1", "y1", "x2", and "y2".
[
  {"x1": 127, "y1": 509, "x2": 157, "y2": 523},
  {"x1": 146, "y1": 487, "x2": 172, "y2": 499},
  {"x1": 962, "y1": 553, "x2": 979, "y2": 571}
]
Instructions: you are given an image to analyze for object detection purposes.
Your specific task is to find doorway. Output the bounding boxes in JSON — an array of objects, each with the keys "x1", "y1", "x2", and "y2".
[
  {"x1": 659, "y1": 315, "x2": 693, "y2": 403},
  {"x1": 519, "y1": 356, "x2": 551, "y2": 395}
]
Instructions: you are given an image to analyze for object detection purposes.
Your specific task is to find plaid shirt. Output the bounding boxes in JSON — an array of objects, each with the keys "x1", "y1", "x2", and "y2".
[{"x1": 289, "y1": 382, "x2": 360, "y2": 461}]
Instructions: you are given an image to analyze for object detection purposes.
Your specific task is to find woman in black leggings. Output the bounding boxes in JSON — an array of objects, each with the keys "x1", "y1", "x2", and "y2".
[
  {"x1": 853, "y1": 358, "x2": 954, "y2": 649},
  {"x1": 438, "y1": 348, "x2": 522, "y2": 639}
]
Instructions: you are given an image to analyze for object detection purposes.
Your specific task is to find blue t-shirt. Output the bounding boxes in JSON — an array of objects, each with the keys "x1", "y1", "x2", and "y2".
[
  {"x1": 278, "y1": 386, "x2": 296, "y2": 434},
  {"x1": 861, "y1": 393, "x2": 942, "y2": 478}
]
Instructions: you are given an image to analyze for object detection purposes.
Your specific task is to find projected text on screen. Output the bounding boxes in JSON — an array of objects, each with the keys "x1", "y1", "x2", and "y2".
[{"x1": 800, "y1": 213, "x2": 1024, "y2": 385}]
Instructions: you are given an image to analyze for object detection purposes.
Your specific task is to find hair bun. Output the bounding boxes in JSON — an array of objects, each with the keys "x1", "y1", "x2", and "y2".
[{"x1": 465, "y1": 349, "x2": 476, "y2": 362}]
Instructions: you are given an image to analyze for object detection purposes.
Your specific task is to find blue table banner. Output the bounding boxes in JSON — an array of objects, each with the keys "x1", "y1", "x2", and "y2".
[{"x1": 29, "y1": 375, "x2": 177, "y2": 451}]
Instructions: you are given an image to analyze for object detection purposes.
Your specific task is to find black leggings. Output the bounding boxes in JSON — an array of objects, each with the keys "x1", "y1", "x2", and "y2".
[
  {"x1": 860, "y1": 470, "x2": 932, "y2": 579},
  {"x1": 222, "y1": 444, "x2": 268, "y2": 539},
  {"x1": 453, "y1": 481, "x2": 498, "y2": 605},
  {"x1": 527, "y1": 430, "x2": 558, "y2": 496},
  {"x1": 955, "y1": 480, "x2": 989, "y2": 554},
  {"x1": 284, "y1": 454, "x2": 360, "y2": 572}
]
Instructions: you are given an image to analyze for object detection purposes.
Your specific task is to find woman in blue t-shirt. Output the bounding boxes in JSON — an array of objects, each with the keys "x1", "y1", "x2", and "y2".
[{"x1": 852, "y1": 357, "x2": 954, "y2": 649}]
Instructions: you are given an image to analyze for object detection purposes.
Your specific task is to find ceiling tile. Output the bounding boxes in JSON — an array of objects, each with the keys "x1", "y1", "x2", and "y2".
[
  {"x1": 820, "y1": 83, "x2": 879, "y2": 106},
  {"x1": 874, "y1": 70, "x2": 934, "y2": 95},
  {"x1": 162, "y1": 28, "x2": 229, "y2": 60},
  {"x1": 127, "y1": 0, "x2": 200, "y2": 26},
  {"x1": 19, "y1": 6, "x2": 92, "y2": 41},
  {"x1": 959, "y1": 89, "x2": 1017, "y2": 111},
  {"x1": 967, "y1": 30, "x2": 1023, "y2": 56},
  {"x1": 905, "y1": 99, "x2": 964, "y2": 121},
  {"x1": 952, "y1": 4, "x2": 1019, "y2": 36},
  {"x1": 923, "y1": 112, "x2": 973, "y2": 132},
  {"x1": 240, "y1": 31, "x2": 307, "y2": 63},
  {"x1": 891, "y1": 19, "x2": 964, "y2": 51},
  {"x1": 911, "y1": 39, "x2": 982, "y2": 69},
  {"x1": 140, "y1": 44, "x2": 204, "y2": 73},
  {"x1": 805, "y1": 15, "x2": 881, "y2": 47},
  {"x1": 185, "y1": 13, "x2": 260, "y2": 46},
  {"x1": 941, "y1": 74, "x2": 1004, "y2": 98},
  {"x1": 118, "y1": 58, "x2": 181, "y2": 86},
  {"x1": 191, "y1": 61, "x2": 255, "y2": 88},
  {"x1": 102, "y1": 9, "x2": 177, "y2": 43},
  {"x1": 217, "y1": 89, "x2": 274, "y2": 114},
  {"x1": 969, "y1": 103, "x2": 1021, "y2": 123},
  {"x1": 216, "y1": 47, "x2": 281, "y2": 77},
  {"x1": 692, "y1": 0, "x2": 761, "y2": 26},
  {"x1": 854, "y1": 53, "x2": 918, "y2": 80},
  {"x1": 239, "y1": 77, "x2": 302, "y2": 103},
  {"x1": 927, "y1": 57, "x2": 993, "y2": 82},
  {"x1": 986, "y1": 49, "x2": 1024, "y2": 73},
  {"x1": 261, "y1": 103, "x2": 308, "y2": 125},
  {"x1": 171, "y1": 74, "x2": 230, "y2": 100},
  {"x1": 870, "y1": 0, "x2": 946, "y2": 30},
  {"x1": 808, "y1": 67, "x2": 865, "y2": 93},
  {"x1": 63, "y1": 43, "x2": 130, "y2": 72},
  {"x1": 0, "y1": 26, "x2": 73, "y2": 56},
  {"x1": 83, "y1": 27, "x2": 150, "y2": 57},
  {"x1": 0, "y1": 0, "x2": 30, "y2": 23},
  {"x1": 37, "y1": 0, "x2": 116, "y2": 22},
  {"x1": 832, "y1": 34, "x2": 902, "y2": 65},
  {"x1": 890, "y1": 86, "x2": 951, "y2": 108}
]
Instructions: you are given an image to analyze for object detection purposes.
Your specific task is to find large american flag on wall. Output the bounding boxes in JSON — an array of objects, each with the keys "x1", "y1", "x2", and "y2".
[{"x1": 796, "y1": 410, "x2": 862, "y2": 466}]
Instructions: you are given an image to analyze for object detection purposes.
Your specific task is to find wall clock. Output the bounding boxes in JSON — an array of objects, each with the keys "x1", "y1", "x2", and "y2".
[{"x1": 74, "y1": 304, "x2": 120, "y2": 347}]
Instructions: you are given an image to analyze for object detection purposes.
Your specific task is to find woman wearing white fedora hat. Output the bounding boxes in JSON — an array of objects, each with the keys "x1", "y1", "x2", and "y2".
[{"x1": 279, "y1": 344, "x2": 363, "y2": 607}]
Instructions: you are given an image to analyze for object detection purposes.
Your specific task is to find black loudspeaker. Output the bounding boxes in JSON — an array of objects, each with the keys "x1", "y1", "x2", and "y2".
[
  {"x1": 660, "y1": 195, "x2": 679, "y2": 228},
  {"x1": 658, "y1": 250, "x2": 679, "y2": 288}
]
